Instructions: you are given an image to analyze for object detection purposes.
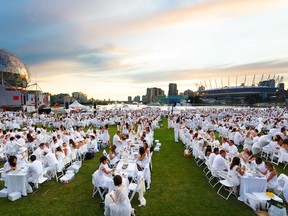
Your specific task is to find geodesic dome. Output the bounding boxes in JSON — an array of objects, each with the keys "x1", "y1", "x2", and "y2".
[{"x1": 0, "y1": 49, "x2": 30, "y2": 88}]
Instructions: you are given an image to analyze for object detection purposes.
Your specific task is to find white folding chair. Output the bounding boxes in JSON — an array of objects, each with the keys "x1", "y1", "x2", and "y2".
[
  {"x1": 0, "y1": 167, "x2": 4, "y2": 186},
  {"x1": 149, "y1": 152, "x2": 153, "y2": 172},
  {"x1": 34, "y1": 170, "x2": 48, "y2": 189},
  {"x1": 137, "y1": 163, "x2": 151, "y2": 189},
  {"x1": 53, "y1": 162, "x2": 64, "y2": 182},
  {"x1": 261, "y1": 146, "x2": 271, "y2": 160},
  {"x1": 196, "y1": 151, "x2": 206, "y2": 167},
  {"x1": 217, "y1": 172, "x2": 237, "y2": 200},
  {"x1": 92, "y1": 170, "x2": 107, "y2": 201},
  {"x1": 275, "y1": 173, "x2": 288, "y2": 196},
  {"x1": 271, "y1": 150, "x2": 281, "y2": 165},
  {"x1": 208, "y1": 169, "x2": 223, "y2": 188},
  {"x1": 128, "y1": 175, "x2": 144, "y2": 202}
]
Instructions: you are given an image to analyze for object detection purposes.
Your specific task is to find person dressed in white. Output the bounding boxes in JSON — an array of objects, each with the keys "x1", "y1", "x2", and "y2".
[
  {"x1": 228, "y1": 157, "x2": 245, "y2": 189},
  {"x1": 108, "y1": 145, "x2": 119, "y2": 167},
  {"x1": 16, "y1": 147, "x2": 29, "y2": 168},
  {"x1": 55, "y1": 146, "x2": 65, "y2": 171},
  {"x1": 33, "y1": 143, "x2": 46, "y2": 160},
  {"x1": 174, "y1": 116, "x2": 180, "y2": 143},
  {"x1": 27, "y1": 154, "x2": 43, "y2": 186},
  {"x1": 220, "y1": 137, "x2": 229, "y2": 152},
  {"x1": 5, "y1": 136, "x2": 18, "y2": 156},
  {"x1": 212, "y1": 150, "x2": 228, "y2": 174},
  {"x1": 42, "y1": 149, "x2": 58, "y2": 179},
  {"x1": 2, "y1": 155, "x2": 18, "y2": 181},
  {"x1": 256, "y1": 161, "x2": 278, "y2": 190},
  {"x1": 105, "y1": 175, "x2": 134, "y2": 216},
  {"x1": 227, "y1": 140, "x2": 239, "y2": 159},
  {"x1": 88, "y1": 134, "x2": 99, "y2": 153},
  {"x1": 250, "y1": 157, "x2": 266, "y2": 172},
  {"x1": 208, "y1": 148, "x2": 219, "y2": 165},
  {"x1": 113, "y1": 131, "x2": 122, "y2": 153},
  {"x1": 102, "y1": 124, "x2": 110, "y2": 147},
  {"x1": 98, "y1": 156, "x2": 115, "y2": 188}
]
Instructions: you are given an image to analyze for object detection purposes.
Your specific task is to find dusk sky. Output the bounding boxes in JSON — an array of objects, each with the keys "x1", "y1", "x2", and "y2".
[{"x1": 1, "y1": 0, "x2": 288, "y2": 100}]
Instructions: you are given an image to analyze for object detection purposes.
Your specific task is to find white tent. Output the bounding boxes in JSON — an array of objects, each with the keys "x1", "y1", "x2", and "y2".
[{"x1": 69, "y1": 100, "x2": 88, "y2": 110}]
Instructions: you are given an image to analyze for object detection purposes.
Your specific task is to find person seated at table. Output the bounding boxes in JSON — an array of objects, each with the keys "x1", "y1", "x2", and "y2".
[
  {"x1": 88, "y1": 134, "x2": 99, "y2": 153},
  {"x1": 109, "y1": 145, "x2": 119, "y2": 167},
  {"x1": 27, "y1": 155, "x2": 43, "y2": 187},
  {"x1": 16, "y1": 147, "x2": 29, "y2": 168},
  {"x1": 113, "y1": 131, "x2": 122, "y2": 153},
  {"x1": 251, "y1": 157, "x2": 266, "y2": 172},
  {"x1": 135, "y1": 147, "x2": 149, "y2": 171},
  {"x1": 105, "y1": 175, "x2": 134, "y2": 216},
  {"x1": 33, "y1": 143, "x2": 46, "y2": 160},
  {"x1": 212, "y1": 149, "x2": 228, "y2": 173},
  {"x1": 256, "y1": 161, "x2": 278, "y2": 190},
  {"x1": 228, "y1": 157, "x2": 245, "y2": 193},
  {"x1": 42, "y1": 148, "x2": 58, "y2": 180},
  {"x1": 200, "y1": 141, "x2": 210, "y2": 154},
  {"x1": 143, "y1": 141, "x2": 150, "y2": 157},
  {"x1": 69, "y1": 139, "x2": 78, "y2": 161},
  {"x1": 205, "y1": 145, "x2": 212, "y2": 157},
  {"x1": 62, "y1": 142, "x2": 71, "y2": 157},
  {"x1": 239, "y1": 147, "x2": 254, "y2": 164},
  {"x1": 280, "y1": 139, "x2": 288, "y2": 153},
  {"x1": 208, "y1": 147, "x2": 219, "y2": 165},
  {"x1": 226, "y1": 140, "x2": 239, "y2": 159},
  {"x1": 220, "y1": 137, "x2": 229, "y2": 151},
  {"x1": 98, "y1": 156, "x2": 115, "y2": 188},
  {"x1": 2, "y1": 155, "x2": 18, "y2": 180},
  {"x1": 55, "y1": 146, "x2": 65, "y2": 171}
]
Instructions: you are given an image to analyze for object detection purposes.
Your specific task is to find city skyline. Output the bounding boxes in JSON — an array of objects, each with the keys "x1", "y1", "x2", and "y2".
[{"x1": 1, "y1": 0, "x2": 288, "y2": 100}]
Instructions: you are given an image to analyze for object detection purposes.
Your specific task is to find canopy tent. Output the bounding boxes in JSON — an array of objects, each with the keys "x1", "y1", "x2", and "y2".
[{"x1": 68, "y1": 100, "x2": 88, "y2": 110}]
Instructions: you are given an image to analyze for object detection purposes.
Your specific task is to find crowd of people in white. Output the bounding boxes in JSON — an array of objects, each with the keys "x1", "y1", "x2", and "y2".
[
  {"x1": 1, "y1": 106, "x2": 288, "y2": 212},
  {"x1": 169, "y1": 107, "x2": 288, "y2": 204},
  {"x1": 0, "y1": 108, "x2": 162, "y2": 210}
]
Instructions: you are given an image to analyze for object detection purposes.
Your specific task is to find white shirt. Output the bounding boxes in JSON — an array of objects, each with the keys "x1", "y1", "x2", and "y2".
[
  {"x1": 113, "y1": 134, "x2": 121, "y2": 149},
  {"x1": 208, "y1": 153, "x2": 217, "y2": 165},
  {"x1": 227, "y1": 145, "x2": 239, "y2": 158},
  {"x1": 212, "y1": 154, "x2": 228, "y2": 173},
  {"x1": 27, "y1": 160, "x2": 43, "y2": 183},
  {"x1": 43, "y1": 152, "x2": 57, "y2": 168}
]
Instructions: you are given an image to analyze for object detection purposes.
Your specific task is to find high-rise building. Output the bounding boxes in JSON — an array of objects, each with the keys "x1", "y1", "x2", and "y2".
[
  {"x1": 133, "y1": 95, "x2": 141, "y2": 103},
  {"x1": 168, "y1": 83, "x2": 178, "y2": 96},
  {"x1": 144, "y1": 87, "x2": 165, "y2": 103},
  {"x1": 127, "y1": 96, "x2": 132, "y2": 103}
]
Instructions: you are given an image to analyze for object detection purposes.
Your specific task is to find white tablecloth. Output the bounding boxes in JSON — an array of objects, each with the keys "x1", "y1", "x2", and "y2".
[
  {"x1": 116, "y1": 161, "x2": 137, "y2": 179},
  {"x1": 6, "y1": 171, "x2": 32, "y2": 196},
  {"x1": 238, "y1": 176, "x2": 267, "y2": 201}
]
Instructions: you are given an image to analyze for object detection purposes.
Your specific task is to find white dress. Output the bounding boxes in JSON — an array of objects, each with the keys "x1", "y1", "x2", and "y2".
[
  {"x1": 228, "y1": 165, "x2": 240, "y2": 186},
  {"x1": 97, "y1": 164, "x2": 112, "y2": 188},
  {"x1": 103, "y1": 129, "x2": 110, "y2": 143},
  {"x1": 267, "y1": 171, "x2": 278, "y2": 190},
  {"x1": 104, "y1": 186, "x2": 133, "y2": 216}
]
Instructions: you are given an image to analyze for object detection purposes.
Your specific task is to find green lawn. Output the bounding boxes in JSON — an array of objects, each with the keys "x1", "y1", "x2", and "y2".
[{"x1": 0, "y1": 118, "x2": 287, "y2": 215}]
